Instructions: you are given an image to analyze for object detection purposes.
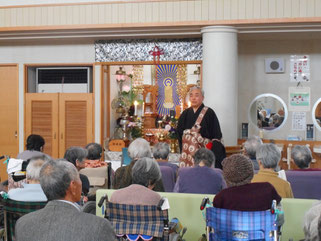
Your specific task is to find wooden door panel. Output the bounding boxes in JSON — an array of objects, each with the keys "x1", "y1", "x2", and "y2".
[
  {"x1": 59, "y1": 93, "x2": 93, "y2": 156},
  {"x1": 25, "y1": 93, "x2": 59, "y2": 158},
  {"x1": 0, "y1": 65, "x2": 19, "y2": 181}
]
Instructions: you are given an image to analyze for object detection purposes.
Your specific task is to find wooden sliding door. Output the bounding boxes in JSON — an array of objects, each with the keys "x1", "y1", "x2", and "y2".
[
  {"x1": 0, "y1": 64, "x2": 19, "y2": 181},
  {"x1": 59, "y1": 93, "x2": 93, "y2": 156},
  {"x1": 25, "y1": 93, "x2": 93, "y2": 158},
  {"x1": 25, "y1": 93, "x2": 59, "y2": 158}
]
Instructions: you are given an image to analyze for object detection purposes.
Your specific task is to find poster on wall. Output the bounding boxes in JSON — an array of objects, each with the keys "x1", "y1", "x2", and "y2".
[
  {"x1": 292, "y1": 112, "x2": 306, "y2": 131},
  {"x1": 290, "y1": 55, "x2": 310, "y2": 82},
  {"x1": 288, "y1": 87, "x2": 310, "y2": 111}
]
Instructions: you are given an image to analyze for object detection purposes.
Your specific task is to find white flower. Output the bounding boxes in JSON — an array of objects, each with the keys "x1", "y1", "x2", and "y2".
[{"x1": 165, "y1": 124, "x2": 171, "y2": 131}]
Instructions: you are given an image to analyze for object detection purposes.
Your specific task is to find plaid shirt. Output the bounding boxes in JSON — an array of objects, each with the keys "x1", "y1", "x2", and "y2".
[
  {"x1": 106, "y1": 202, "x2": 168, "y2": 239},
  {"x1": 206, "y1": 207, "x2": 277, "y2": 241},
  {"x1": 1, "y1": 198, "x2": 47, "y2": 241}
]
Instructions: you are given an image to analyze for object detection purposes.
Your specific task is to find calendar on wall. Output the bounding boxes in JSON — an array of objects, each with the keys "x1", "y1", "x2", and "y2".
[{"x1": 290, "y1": 55, "x2": 310, "y2": 82}]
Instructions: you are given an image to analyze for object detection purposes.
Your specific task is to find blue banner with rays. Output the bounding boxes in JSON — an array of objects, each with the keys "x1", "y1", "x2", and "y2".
[{"x1": 156, "y1": 65, "x2": 181, "y2": 116}]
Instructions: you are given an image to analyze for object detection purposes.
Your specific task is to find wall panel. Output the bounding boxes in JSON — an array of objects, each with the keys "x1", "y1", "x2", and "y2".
[{"x1": 0, "y1": 0, "x2": 321, "y2": 29}]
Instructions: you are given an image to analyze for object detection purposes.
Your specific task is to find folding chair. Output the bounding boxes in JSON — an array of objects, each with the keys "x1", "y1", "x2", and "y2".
[
  {"x1": 98, "y1": 195, "x2": 170, "y2": 241},
  {"x1": 205, "y1": 207, "x2": 279, "y2": 241},
  {"x1": 0, "y1": 197, "x2": 47, "y2": 241}
]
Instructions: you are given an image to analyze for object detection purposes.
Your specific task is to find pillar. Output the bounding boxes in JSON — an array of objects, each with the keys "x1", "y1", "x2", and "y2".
[{"x1": 201, "y1": 26, "x2": 238, "y2": 146}]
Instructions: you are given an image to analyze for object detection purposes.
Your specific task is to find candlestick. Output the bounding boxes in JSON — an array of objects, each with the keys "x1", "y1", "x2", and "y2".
[
  {"x1": 134, "y1": 101, "x2": 138, "y2": 116},
  {"x1": 142, "y1": 102, "x2": 145, "y2": 117}
]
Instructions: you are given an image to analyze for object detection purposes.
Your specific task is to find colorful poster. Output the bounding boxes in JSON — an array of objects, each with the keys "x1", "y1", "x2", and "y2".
[
  {"x1": 288, "y1": 87, "x2": 310, "y2": 111},
  {"x1": 156, "y1": 65, "x2": 180, "y2": 115},
  {"x1": 290, "y1": 55, "x2": 310, "y2": 82}
]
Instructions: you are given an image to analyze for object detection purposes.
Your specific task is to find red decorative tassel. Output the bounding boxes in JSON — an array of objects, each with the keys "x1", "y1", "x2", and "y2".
[{"x1": 206, "y1": 142, "x2": 213, "y2": 150}]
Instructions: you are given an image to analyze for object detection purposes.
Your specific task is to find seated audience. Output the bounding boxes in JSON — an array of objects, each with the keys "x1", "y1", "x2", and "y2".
[
  {"x1": 15, "y1": 159, "x2": 115, "y2": 241},
  {"x1": 291, "y1": 145, "x2": 321, "y2": 171},
  {"x1": 85, "y1": 142, "x2": 107, "y2": 168},
  {"x1": 252, "y1": 144, "x2": 294, "y2": 198},
  {"x1": 8, "y1": 156, "x2": 48, "y2": 202},
  {"x1": 213, "y1": 154, "x2": 281, "y2": 211},
  {"x1": 64, "y1": 147, "x2": 90, "y2": 196},
  {"x1": 113, "y1": 138, "x2": 164, "y2": 192},
  {"x1": 111, "y1": 157, "x2": 162, "y2": 205},
  {"x1": 17, "y1": 134, "x2": 46, "y2": 161},
  {"x1": 153, "y1": 142, "x2": 178, "y2": 177},
  {"x1": 9, "y1": 134, "x2": 49, "y2": 191},
  {"x1": 243, "y1": 136, "x2": 263, "y2": 171},
  {"x1": 303, "y1": 201, "x2": 321, "y2": 241},
  {"x1": 174, "y1": 148, "x2": 225, "y2": 194}
]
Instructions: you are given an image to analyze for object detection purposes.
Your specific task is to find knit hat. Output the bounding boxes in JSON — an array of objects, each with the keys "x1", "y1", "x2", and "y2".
[{"x1": 222, "y1": 154, "x2": 254, "y2": 187}]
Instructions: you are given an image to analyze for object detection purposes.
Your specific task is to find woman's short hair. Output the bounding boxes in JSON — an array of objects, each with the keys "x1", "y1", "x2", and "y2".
[
  {"x1": 26, "y1": 157, "x2": 47, "y2": 181},
  {"x1": 256, "y1": 143, "x2": 281, "y2": 169},
  {"x1": 303, "y1": 201, "x2": 321, "y2": 241},
  {"x1": 26, "y1": 134, "x2": 45, "y2": 151},
  {"x1": 153, "y1": 142, "x2": 170, "y2": 160},
  {"x1": 243, "y1": 136, "x2": 263, "y2": 159},
  {"x1": 132, "y1": 157, "x2": 161, "y2": 187},
  {"x1": 128, "y1": 138, "x2": 152, "y2": 160},
  {"x1": 193, "y1": 148, "x2": 215, "y2": 167},
  {"x1": 85, "y1": 142, "x2": 102, "y2": 160},
  {"x1": 40, "y1": 159, "x2": 79, "y2": 201},
  {"x1": 291, "y1": 145, "x2": 312, "y2": 169},
  {"x1": 64, "y1": 147, "x2": 88, "y2": 167}
]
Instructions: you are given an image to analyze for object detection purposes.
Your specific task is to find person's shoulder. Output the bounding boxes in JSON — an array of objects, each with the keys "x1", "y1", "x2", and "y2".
[{"x1": 16, "y1": 207, "x2": 44, "y2": 224}]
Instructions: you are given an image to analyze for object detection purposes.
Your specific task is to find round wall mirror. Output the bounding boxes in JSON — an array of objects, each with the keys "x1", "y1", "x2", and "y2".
[
  {"x1": 312, "y1": 98, "x2": 321, "y2": 131},
  {"x1": 248, "y1": 93, "x2": 288, "y2": 131}
]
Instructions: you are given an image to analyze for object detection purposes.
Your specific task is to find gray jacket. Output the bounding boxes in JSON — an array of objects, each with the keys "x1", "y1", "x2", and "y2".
[{"x1": 15, "y1": 200, "x2": 115, "y2": 241}]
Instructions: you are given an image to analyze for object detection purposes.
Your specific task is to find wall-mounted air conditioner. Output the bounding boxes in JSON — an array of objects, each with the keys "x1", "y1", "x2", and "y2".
[{"x1": 36, "y1": 67, "x2": 90, "y2": 93}]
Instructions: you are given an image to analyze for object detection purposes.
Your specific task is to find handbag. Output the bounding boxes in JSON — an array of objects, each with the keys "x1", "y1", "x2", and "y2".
[{"x1": 179, "y1": 107, "x2": 210, "y2": 167}]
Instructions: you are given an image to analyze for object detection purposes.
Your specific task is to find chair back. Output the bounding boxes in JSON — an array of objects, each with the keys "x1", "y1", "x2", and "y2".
[
  {"x1": 80, "y1": 166, "x2": 108, "y2": 189},
  {"x1": 206, "y1": 207, "x2": 277, "y2": 241},
  {"x1": 1, "y1": 198, "x2": 47, "y2": 241},
  {"x1": 285, "y1": 170, "x2": 321, "y2": 199},
  {"x1": 105, "y1": 201, "x2": 169, "y2": 240},
  {"x1": 157, "y1": 161, "x2": 178, "y2": 180},
  {"x1": 159, "y1": 166, "x2": 175, "y2": 192},
  {"x1": 177, "y1": 167, "x2": 225, "y2": 194}
]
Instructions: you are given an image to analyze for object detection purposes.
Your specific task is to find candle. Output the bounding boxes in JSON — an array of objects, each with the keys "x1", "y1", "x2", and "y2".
[
  {"x1": 142, "y1": 102, "x2": 145, "y2": 116},
  {"x1": 134, "y1": 101, "x2": 138, "y2": 116},
  {"x1": 188, "y1": 101, "x2": 191, "y2": 108}
]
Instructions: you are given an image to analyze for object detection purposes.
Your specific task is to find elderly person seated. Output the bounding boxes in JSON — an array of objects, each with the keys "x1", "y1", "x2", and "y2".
[
  {"x1": 113, "y1": 138, "x2": 164, "y2": 192},
  {"x1": 252, "y1": 143, "x2": 293, "y2": 198},
  {"x1": 213, "y1": 154, "x2": 281, "y2": 212},
  {"x1": 9, "y1": 134, "x2": 50, "y2": 191},
  {"x1": 303, "y1": 201, "x2": 321, "y2": 241},
  {"x1": 111, "y1": 157, "x2": 162, "y2": 205},
  {"x1": 64, "y1": 147, "x2": 90, "y2": 196},
  {"x1": 153, "y1": 142, "x2": 178, "y2": 177},
  {"x1": 291, "y1": 145, "x2": 321, "y2": 171},
  {"x1": 85, "y1": 142, "x2": 107, "y2": 168},
  {"x1": 8, "y1": 156, "x2": 48, "y2": 202},
  {"x1": 243, "y1": 136, "x2": 262, "y2": 171},
  {"x1": 174, "y1": 148, "x2": 225, "y2": 194},
  {"x1": 15, "y1": 159, "x2": 115, "y2": 241}
]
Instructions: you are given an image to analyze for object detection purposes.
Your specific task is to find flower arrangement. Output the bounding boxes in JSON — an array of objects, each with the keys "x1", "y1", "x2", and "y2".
[{"x1": 165, "y1": 117, "x2": 178, "y2": 140}]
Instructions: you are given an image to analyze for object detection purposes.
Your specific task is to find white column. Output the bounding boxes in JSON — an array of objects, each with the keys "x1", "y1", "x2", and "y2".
[{"x1": 201, "y1": 26, "x2": 238, "y2": 146}]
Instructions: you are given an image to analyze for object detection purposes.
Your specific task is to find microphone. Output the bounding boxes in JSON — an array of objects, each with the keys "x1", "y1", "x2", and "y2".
[{"x1": 0, "y1": 156, "x2": 5, "y2": 160}]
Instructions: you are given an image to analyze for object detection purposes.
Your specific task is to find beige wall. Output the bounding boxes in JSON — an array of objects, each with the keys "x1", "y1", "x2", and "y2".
[
  {"x1": 1, "y1": 0, "x2": 321, "y2": 29},
  {"x1": 238, "y1": 37, "x2": 321, "y2": 141},
  {"x1": 0, "y1": 40, "x2": 97, "y2": 151}
]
